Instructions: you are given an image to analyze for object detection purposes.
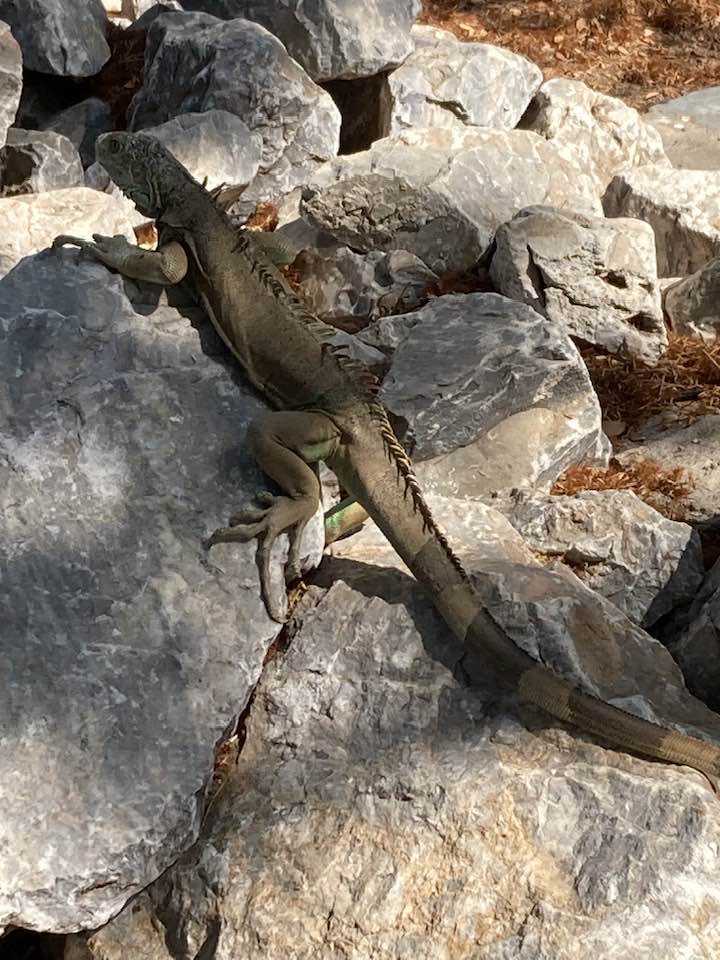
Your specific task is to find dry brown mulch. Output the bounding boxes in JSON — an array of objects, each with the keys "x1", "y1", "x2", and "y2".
[
  {"x1": 582, "y1": 335, "x2": 720, "y2": 428},
  {"x1": 420, "y1": 0, "x2": 720, "y2": 109},
  {"x1": 551, "y1": 459, "x2": 694, "y2": 519}
]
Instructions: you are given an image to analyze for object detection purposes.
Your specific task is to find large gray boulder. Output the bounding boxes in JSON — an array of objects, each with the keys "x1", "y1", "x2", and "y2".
[
  {"x1": 129, "y1": 11, "x2": 340, "y2": 199},
  {"x1": 381, "y1": 25, "x2": 542, "y2": 135},
  {"x1": 45, "y1": 97, "x2": 114, "y2": 168},
  {"x1": 0, "y1": 0, "x2": 110, "y2": 77},
  {"x1": 0, "y1": 127, "x2": 84, "y2": 195},
  {"x1": 364, "y1": 293, "x2": 609, "y2": 496},
  {"x1": 603, "y1": 165, "x2": 720, "y2": 277},
  {"x1": 179, "y1": 0, "x2": 421, "y2": 80},
  {"x1": 307, "y1": 126, "x2": 602, "y2": 273},
  {"x1": 0, "y1": 250, "x2": 322, "y2": 933},
  {"x1": 490, "y1": 206, "x2": 666, "y2": 362},
  {"x1": 69, "y1": 516, "x2": 720, "y2": 959},
  {"x1": 520, "y1": 77, "x2": 669, "y2": 195},
  {"x1": 0, "y1": 20, "x2": 21, "y2": 147},
  {"x1": 0, "y1": 187, "x2": 135, "y2": 276},
  {"x1": 494, "y1": 489, "x2": 704, "y2": 628}
]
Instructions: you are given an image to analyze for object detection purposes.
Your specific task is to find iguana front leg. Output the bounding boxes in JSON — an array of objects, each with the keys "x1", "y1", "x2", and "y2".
[
  {"x1": 52, "y1": 233, "x2": 188, "y2": 285},
  {"x1": 205, "y1": 411, "x2": 341, "y2": 620}
]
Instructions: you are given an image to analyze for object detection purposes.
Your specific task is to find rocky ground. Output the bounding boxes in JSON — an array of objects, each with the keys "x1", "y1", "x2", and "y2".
[{"x1": 3, "y1": 2, "x2": 720, "y2": 959}]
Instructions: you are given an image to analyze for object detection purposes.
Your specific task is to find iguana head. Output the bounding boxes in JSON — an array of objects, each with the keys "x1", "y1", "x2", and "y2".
[{"x1": 96, "y1": 131, "x2": 193, "y2": 220}]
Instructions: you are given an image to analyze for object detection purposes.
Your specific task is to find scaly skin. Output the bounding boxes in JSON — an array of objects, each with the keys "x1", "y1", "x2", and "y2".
[{"x1": 53, "y1": 131, "x2": 720, "y2": 794}]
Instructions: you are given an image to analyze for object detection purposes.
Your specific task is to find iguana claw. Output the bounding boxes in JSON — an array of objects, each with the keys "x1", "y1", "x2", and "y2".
[{"x1": 204, "y1": 492, "x2": 314, "y2": 622}]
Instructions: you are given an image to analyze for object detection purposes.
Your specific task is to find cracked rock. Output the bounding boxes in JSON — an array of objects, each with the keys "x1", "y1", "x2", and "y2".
[
  {"x1": 381, "y1": 25, "x2": 542, "y2": 135},
  {"x1": 368, "y1": 292, "x2": 609, "y2": 496},
  {"x1": 490, "y1": 206, "x2": 666, "y2": 362}
]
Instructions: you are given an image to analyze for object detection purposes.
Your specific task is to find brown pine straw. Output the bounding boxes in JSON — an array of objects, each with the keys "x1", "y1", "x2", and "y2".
[{"x1": 581, "y1": 335, "x2": 720, "y2": 426}]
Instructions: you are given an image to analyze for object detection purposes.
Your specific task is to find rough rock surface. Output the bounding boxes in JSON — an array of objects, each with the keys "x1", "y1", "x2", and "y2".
[
  {"x1": 520, "y1": 77, "x2": 669, "y2": 194},
  {"x1": 646, "y1": 112, "x2": 720, "y2": 169},
  {"x1": 180, "y1": 0, "x2": 421, "y2": 81},
  {"x1": 617, "y1": 414, "x2": 720, "y2": 530},
  {"x1": 494, "y1": 489, "x2": 704, "y2": 628},
  {"x1": 0, "y1": 250, "x2": 325, "y2": 933},
  {"x1": 370, "y1": 293, "x2": 609, "y2": 494},
  {"x1": 295, "y1": 244, "x2": 437, "y2": 324},
  {"x1": 382, "y1": 25, "x2": 542, "y2": 135},
  {"x1": 308, "y1": 127, "x2": 602, "y2": 272},
  {"x1": 603, "y1": 165, "x2": 720, "y2": 276},
  {"x1": 0, "y1": 0, "x2": 110, "y2": 77},
  {"x1": 303, "y1": 173, "x2": 484, "y2": 274},
  {"x1": 490, "y1": 206, "x2": 666, "y2": 362},
  {"x1": 71, "y1": 519, "x2": 720, "y2": 959},
  {"x1": 668, "y1": 559, "x2": 720, "y2": 712},
  {"x1": 663, "y1": 258, "x2": 720, "y2": 340},
  {"x1": 129, "y1": 11, "x2": 340, "y2": 199},
  {"x1": 45, "y1": 97, "x2": 114, "y2": 168},
  {"x1": 0, "y1": 127, "x2": 84, "y2": 195},
  {"x1": 647, "y1": 85, "x2": 720, "y2": 129},
  {"x1": 0, "y1": 187, "x2": 135, "y2": 277},
  {"x1": 0, "y1": 20, "x2": 22, "y2": 147}
]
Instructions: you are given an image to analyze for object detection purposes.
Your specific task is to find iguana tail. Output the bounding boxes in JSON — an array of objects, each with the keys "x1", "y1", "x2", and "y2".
[{"x1": 331, "y1": 422, "x2": 720, "y2": 793}]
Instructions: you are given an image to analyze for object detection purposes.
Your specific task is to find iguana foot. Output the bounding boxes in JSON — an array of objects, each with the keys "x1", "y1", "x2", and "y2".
[
  {"x1": 204, "y1": 492, "x2": 315, "y2": 621},
  {"x1": 53, "y1": 233, "x2": 139, "y2": 271}
]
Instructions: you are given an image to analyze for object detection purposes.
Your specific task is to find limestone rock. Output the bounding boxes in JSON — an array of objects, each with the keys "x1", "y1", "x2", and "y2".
[
  {"x1": 648, "y1": 85, "x2": 720, "y2": 130},
  {"x1": 668, "y1": 559, "x2": 720, "y2": 712},
  {"x1": 0, "y1": 20, "x2": 22, "y2": 147},
  {"x1": 646, "y1": 112, "x2": 720, "y2": 170},
  {"x1": 520, "y1": 77, "x2": 669, "y2": 194},
  {"x1": 45, "y1": 97, "x2": 114, "y2": 167},
  {"x1": 74, "y1": 527, "x2": 720, "y2": 959},
  {"x1": 128, "y1": 10, "x2": 340, "y2": 199},
  {"x1": 663, "y1": 258, "x2": 720, "y2": 340},
  {"x1": 381, "y1": 25, "x2": 542, "y2": 135},
  {"x1": 603, "y1": 165, "x2": 720, "y2": 276},
  {"x1": 490, "y1": 206, "x2": 666, "y2": 362},
  {"x1": 0, "y1": 128, "x2": 83, "y2": 195},
  {"x1": 371, "y1": 293, "x2": 609, "y2": 494},
  {"x1": 179, "y1": 0, "x2": 421, "y2": 81},
  {"x1": 616, "y1": 414, "x2": 720, "y2": 530},
  {"x1": 294, "y1": 244, "x2": 437, "y2": 324},
  {"x1": 0, "y1": 250, "x2": 323, "y2": 933},
  {"x1": 0, "y1": 187, "x2": 135, "y2": 277},
  {"x1": 0, "y1": 0, "x2": 110, "y2": 77},
  {"x1": 494, "y1": 488, "x2": 704, "y2": 628},
  {"x1": 308, "y1": 126, "x2": 602, "y2": 272}
]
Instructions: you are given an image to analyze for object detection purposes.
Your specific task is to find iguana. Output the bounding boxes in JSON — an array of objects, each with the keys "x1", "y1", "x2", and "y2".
[{"x1": 53, "y1": 131, "x2": 720, "y2": 793}]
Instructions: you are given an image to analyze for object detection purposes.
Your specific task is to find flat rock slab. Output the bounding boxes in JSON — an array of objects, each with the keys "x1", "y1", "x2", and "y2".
[
  {"x1": 646, "y1": 112, "x2": 720, "y2": 170},
  {"x1": 180, "y1": 0, "x2": 421, "y2": 81},
  {"x1": 647, "y1": 86, "x2": 720, "y2": 129},
  {"x1": 0, "y1": 252, "x2": 305, "y2": 933},
  {"x1": 73, "y1": 538, "x2": 720, "y2": 960}
]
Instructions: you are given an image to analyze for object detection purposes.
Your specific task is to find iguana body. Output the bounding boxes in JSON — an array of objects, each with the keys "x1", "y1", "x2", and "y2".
[{"x1": 54, "y1": 132, "x2": 720, "y2": 792}]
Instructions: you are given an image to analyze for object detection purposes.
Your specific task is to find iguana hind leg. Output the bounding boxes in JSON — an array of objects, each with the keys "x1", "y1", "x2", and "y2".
[{"x1": 204, "y1": 411, "x2": 340, "y2": 620}]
